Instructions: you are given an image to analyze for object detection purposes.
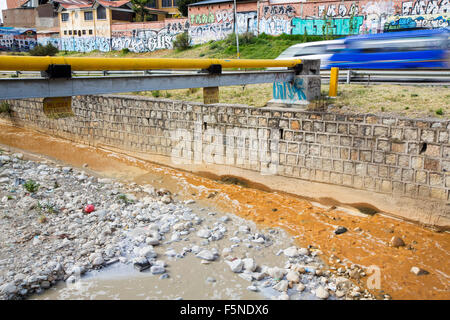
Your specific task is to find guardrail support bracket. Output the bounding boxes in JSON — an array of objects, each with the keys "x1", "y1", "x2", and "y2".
[{"x1": 41, "y1": 64, "x2": 72, "y2": 79}]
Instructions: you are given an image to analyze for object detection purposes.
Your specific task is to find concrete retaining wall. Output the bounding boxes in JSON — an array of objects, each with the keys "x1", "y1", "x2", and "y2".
[{"x1": 3, "y1": 95, "x2": 450, "y2": 229}]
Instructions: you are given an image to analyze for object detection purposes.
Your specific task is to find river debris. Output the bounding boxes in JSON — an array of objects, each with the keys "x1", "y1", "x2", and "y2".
[{"x1": 0, "y1": 150, "x2": 378, "y2": 300}]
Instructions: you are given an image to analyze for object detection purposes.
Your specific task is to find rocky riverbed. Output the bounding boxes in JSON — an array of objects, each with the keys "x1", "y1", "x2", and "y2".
[{"x1": 0, "y1": 150, "x2": 378, "y2": 300}]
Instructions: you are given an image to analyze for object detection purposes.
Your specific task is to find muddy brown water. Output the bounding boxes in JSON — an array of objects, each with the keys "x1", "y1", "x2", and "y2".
[{"x1": 0, "y1": 121, "x2": 449, "y2": 300}]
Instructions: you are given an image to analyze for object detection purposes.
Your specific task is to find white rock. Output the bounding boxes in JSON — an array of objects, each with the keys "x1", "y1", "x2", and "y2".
[
  {"x1": 165, "y1": 249, "x2": 177, "y2": 257},
  {"x1": 278, "y1": 292, "x2": 290, "y2": 300},
  {"x1": 145, "y1": 237, "x2": 160, "y2": 246},
  {"x1": 150, "y1": 266, "x2": 165, "y2": 274},
  {"x1": 92, "y1": 257, "x2": 104, "y2": 266},
  {"x1": 283, "y1": 246, "x2": 299, "y2": 257},
  {"x1": 410, "y1": 266, "x2": 428, "y2": 275},
  {"x1": 196, "y1": 229, "x2": 211, "y2": 239},
  {"x1": 298, "y1": 247, "x2": 309, "y2": 256},
  {"x1": 140, "y1": 246, "x2": 157, "y2": 259},
  {"x1": 315, "y1": 286, "x2": 330, "y2": 299},
  {"x1": 226, "y1": 259, "x2": 244, "y2": 273},
  {"x1": 173, "y1": 222, "x2": 186, "y2": 231},
  {"x1": 161, "y1": 195, "x2": 172, "y2": 204},
  {"x1": 196, "y1": 250, "x2": 216, "y2": 261},
  {"x1": 273, "y1": 280, "x2": 288, "y2": 292},
  {"x1": 242, "y1": 258, "x2": 257, "y2": 272},
  {"x1": 239, "y1": 225, "x2": 250, "y2": 233},
  {"x1": 267, "y1": 267, "x2": 286, "y2": 280},
  {"x1": 286, "y1": 270, "x2": 300, "y2": 283},
  {"x1": 0, "y1": 282, "x2": 17, "y2": 295},
  {"x1": 297, "y1": 283, "x2": 305, "y2": 292},
  {"x1": 247, "y1": 286, "x2": 259, "y2": 292}
]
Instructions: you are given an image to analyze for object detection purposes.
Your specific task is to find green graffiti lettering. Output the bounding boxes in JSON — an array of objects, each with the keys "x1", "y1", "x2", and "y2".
[{"x1": 292, "y1": 16, "x2": 364, "y2": 35}]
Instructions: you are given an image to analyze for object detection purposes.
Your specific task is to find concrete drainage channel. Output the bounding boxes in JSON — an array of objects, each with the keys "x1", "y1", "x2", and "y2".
[{"x1": 0, "y1": 148, "x2": 376, "y2": 300}]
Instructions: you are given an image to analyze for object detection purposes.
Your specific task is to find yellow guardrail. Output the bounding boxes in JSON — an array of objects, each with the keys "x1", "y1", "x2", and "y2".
[{"x1": 0, "y1": 56, "x2": 302, "y2": 71}]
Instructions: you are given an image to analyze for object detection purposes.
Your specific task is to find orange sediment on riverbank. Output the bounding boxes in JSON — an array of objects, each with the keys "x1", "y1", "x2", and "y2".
[{"x1": 0, "y1": 121, "x2": 449, "y2": 300}]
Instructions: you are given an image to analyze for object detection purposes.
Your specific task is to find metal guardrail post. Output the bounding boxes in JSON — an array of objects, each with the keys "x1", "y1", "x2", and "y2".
[
  {"x1": 329, "y1": 67, "x2": 339, "y2": 97},
  {"x1": 346, "y1": 70, "x2": 351, "y2": 84}
]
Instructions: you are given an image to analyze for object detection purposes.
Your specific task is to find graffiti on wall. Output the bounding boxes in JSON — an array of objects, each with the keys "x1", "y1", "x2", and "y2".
[
  {"x1": 291, "y1": 16, "x2": 364, "y2": 35},
  {"x1": 384, "y1": 0, "x2": 450, "y2": 30},
  {"x1": 0, "y1": 27, "x2": 36, "y2": 51},
  {"x1": 272, "y1": 78, "x2": 306, "y2": 104},
  {"x1": 190, "y1": 9, "x2": 233, "y2": 25},
  {"x1": 37, "y1": 36, "x2": 61, "y2": 49},
  {"x1": 317, "y1": 3, "x2": 359, "y2": 17},
  {"x1": 384, "y1": 14, "x2": 449, "y2": 30},
  {"x1": 189, "y1": 10, "x2": 258, "y2": 44},
  {"x1": 259, "y1": 5, "x2": 295, "y2": 35},
  {"x1": 401, "y1": 0, "x2": 449, "y2": 15},
  {"x1": 189, "y1": 22, "x2": 233, "y2": 44},
  {"x1": 111, "y1": 22, "x2": 189, "y2": 53},
  {"x1": 58, "y1": 36, "x2": 111, "y2": 52},
  {"x1": 237, "y1": 11, "x2": 258, "y2": 34},
  {"x1": 360, "y1": 1, "x2": 396, "y2": 33}
]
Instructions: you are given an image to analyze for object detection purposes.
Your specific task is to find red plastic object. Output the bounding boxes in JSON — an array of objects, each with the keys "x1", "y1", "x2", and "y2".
[{"x1": 84, "y1": 204, "x2": 95, "y2": 213}]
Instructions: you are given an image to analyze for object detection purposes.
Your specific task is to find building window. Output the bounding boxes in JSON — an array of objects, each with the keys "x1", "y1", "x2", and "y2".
[
  {"x1": 84, "y1": 11, "x2": 93, "y2": 21},
  {"x1": 68, "y1": 30, "x2": 72, "y2": 35},
  {"x1": 61, "y1": 13, "x2": 69, "y2": 22},
  {"x1": 97, "y1": 6, "x2": 106, "y2": 20},
  {"x1": 162, "y1": 0, "x2": 172, "y2": 7},
  {"x1": 89, "y1": 30, "x2": 93, "y2": 35},
  {"x1": 145, "y1": 0, "x2": 156, "y2": 8},
  {"x1": 64, "y1": 30, "x2": 67, "y2": 35},
  {"x1": 82, "y1": 30, "x2": 86, "y2": 35}
]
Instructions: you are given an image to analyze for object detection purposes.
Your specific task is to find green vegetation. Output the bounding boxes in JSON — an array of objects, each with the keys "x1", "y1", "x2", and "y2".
[
  {"x1": 24, "y1": 179, "x2": 40, "y2": 193},
  {"x1": 177, "y1": 0, "x2": 201, "y2": 17},
  {"x1": 203, "y1": 33, "x2": 341, "y2": 60},
  {"x1": 173, "y1": 32, "x2": 192, "y2": 51},
  {"x1": 131, "y1": 0, "x2": 151, "y2": 22},
  {"x1": 29, "y1": 43, "x2": 59, "y2": 56},
  {"x1": 151, "y1": 90, "x2": 161, "y2": 98},
  {"x1": 117, "y1": 194, "x2": 134, "y2": 205},
  {"x1": 0, "y1": 102, "x2": 11, "y2": 114},
  {"x1": 436, "y1": 108, "x2": 444, "y2": 115},
  {"x1": 37, "y1": 201, "x2": 57, "y2": 214}
]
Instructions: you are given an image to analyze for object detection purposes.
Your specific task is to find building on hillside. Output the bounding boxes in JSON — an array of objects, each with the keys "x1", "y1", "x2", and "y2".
[
  {"x1": 145, "y1": 0, "x2": 180, "y2": 19},
  {"x1": 1, "y1": 0, "x2": 59, "y2": 29}
]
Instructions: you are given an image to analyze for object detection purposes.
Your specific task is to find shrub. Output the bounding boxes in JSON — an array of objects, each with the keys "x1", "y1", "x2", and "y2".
[
  {"x1": 121, "y1": 48, "x2": 130, "y2": 55},
  {"x1": 152, "y1": 90, "x2": 161, "y2": 98},
  {"x1": 436, "y1": 108, "x2": 444, "y2": 115},
  {"x1": 173, "y1": 32, "x2": 191, "y2": 51},
  {"x1": 29, "y1": 43, "x2": 59, "y2": 56},
  {"x1": 24, "y1": 179, "x2": 40, "y2": 193},
  {"x1": 238, "y1": 32, "x2": 256, "y2": 45},
  {"x1": 0, "y1": 102, "x2": 11, "y2": 114}
]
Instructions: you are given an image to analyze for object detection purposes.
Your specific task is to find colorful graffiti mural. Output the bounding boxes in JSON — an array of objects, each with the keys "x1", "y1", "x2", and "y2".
[
  {"x1": 0, "y1": 27, "x2": 37, "y2": 52},
  {"x1": 291, "y1": 16, "x2": 364, "y2": 35}
]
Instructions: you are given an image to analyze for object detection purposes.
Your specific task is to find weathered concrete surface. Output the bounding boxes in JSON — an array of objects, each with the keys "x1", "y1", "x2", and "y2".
[{"x1": 2, "y1": 95, "x2": 449, "y2": 229}]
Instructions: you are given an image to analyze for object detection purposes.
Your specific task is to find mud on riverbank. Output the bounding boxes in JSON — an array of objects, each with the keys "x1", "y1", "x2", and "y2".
[{"x1": 0, "y1": 122, "x2": 449, "y2": 300}]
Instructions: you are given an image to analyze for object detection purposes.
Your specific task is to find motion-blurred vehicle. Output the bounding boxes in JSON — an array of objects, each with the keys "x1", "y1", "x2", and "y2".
[
  {"x1": 274, "y1": 39, "x2": 345, "y2": 69},
  {"x1": 328, "y1": 28, "x2": 450, "y2": 69}
]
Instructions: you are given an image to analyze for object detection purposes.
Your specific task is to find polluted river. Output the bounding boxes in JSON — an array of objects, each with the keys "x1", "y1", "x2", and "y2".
[{"x1": 0, "y1": 121, "x2": 449, "y2": 300}]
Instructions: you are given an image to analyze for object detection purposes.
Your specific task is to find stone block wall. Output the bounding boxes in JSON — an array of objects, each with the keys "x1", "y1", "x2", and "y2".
[{"x1": 3, "y1": 95, "x2": 449, "y2": 226}]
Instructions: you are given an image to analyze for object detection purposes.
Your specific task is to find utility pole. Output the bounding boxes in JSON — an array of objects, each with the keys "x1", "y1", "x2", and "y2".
[{"x1": 233, "y1": 0, "x2": 240, "y2": 59}]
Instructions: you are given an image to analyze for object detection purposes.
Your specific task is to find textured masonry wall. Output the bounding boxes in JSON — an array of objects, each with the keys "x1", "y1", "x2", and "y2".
[{"x1": 3, "y1": 95, "x2": 450, "y2": 223}]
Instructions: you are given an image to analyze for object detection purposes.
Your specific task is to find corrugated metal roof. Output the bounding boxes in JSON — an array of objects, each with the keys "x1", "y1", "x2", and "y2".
[{"x1": 189, "y1": 0, "x2": 233, "y2": 7}]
